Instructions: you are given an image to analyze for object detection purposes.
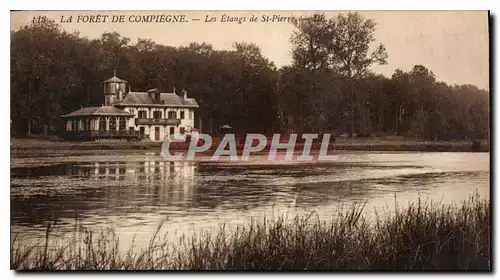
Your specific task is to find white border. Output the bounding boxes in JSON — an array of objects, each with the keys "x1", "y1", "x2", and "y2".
[
  {"x1": 3, "y1": 1, "x2": 498, "y2": 279},
  {"x1": 5, "y1": 0, "x2": 500, "y2": 11}
]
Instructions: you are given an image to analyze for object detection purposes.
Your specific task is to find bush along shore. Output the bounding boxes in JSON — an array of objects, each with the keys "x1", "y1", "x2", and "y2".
[
  {"x1": 11, "y1": 194, "x2": 490, "y2": 271},
  {"x1": 11, "y1": 137, "x2": 490, "y2": 152}
]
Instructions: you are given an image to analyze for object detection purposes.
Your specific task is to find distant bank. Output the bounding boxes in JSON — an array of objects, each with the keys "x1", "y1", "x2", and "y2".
[{"x1": 11, "y1": 137, "x2": 490, "y2": 153}]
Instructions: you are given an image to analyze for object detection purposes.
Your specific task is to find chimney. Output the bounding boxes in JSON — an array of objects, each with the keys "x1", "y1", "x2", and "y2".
[{"x1": 182, "y1": 89, "x2": 187, "y2": 100}]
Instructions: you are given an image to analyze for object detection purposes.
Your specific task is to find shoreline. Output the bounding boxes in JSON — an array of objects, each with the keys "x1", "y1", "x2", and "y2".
[{"x1": 11, "y1": 137, "x2": 490, "y2": 153}]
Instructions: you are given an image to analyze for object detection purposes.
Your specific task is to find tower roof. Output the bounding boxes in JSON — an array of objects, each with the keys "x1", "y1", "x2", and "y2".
[{"x1": 102, "y1": 70, "x2": 127, "y2": 83}]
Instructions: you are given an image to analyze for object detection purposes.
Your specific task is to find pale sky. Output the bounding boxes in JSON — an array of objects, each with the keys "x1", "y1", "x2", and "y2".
[{"x1": 11, "y1": 11, "x2": 490, "y2": 90}]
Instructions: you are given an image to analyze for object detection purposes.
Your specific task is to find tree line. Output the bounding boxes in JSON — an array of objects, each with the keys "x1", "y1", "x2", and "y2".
[{"x1": 10, "y1": 12, "x2": 489, "y2": 140}]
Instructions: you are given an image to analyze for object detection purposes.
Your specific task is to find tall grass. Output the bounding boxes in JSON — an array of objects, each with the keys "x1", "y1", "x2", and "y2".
[{"x1": 11, "y1": 194, "x2": 490, "y2": 270}]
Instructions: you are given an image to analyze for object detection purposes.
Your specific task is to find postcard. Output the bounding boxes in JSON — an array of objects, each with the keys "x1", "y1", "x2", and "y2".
[{"x1": 10, "y1": 10, "x2": 490, "y2": 271}]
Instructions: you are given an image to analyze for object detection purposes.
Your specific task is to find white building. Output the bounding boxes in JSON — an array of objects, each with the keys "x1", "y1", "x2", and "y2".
[{"x1": 61, "y1": 71, "x2": 199, "y2": 142}]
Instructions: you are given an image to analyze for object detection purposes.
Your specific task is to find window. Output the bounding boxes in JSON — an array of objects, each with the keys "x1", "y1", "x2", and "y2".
[
  {"x1": 168, "y1": 111, "x2": 177, "y2": 119},
  {"x1": 169, "y1": 127, "x2": 175, "y2": 135},
  {"x1": 129, "y1": 109, "x2": 135, "y2": 115},
  {"x1": 109, "y1": 117, "x2": 117, "y2": 131},
  {"x1": 180, "y1": 127, "x2": 185, "y2": 134},
  {"x1": 139, "y1": 127, "x2": 145, "y2": 135},
  {"x1": 180, "y1": 111, "x2": 185, "y2": 119},
  {"x1": 153, "y1": 111, "x2": 162, "y2": 119},
  {"x1": 99, "y1": 117, "x2": 106, "y2": 131},
  {"x1": 85, "y1": 119, "x2": 91, "y2": 131},
  {"x1": 138, "y1": 110, "x2": 147, "y2": 119},
  {"x1": 118, "y1": 117, "x2": 126, "y2": 131},
  {"x1": 155, "y1": 127, "x2": 160, "y2": 141}
]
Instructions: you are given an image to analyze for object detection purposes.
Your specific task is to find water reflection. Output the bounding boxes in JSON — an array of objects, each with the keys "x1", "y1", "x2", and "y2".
[
  {"x1": 11, "y1": 154, "x2": 489, "y2": 233},
  {"x1": 11, "y1": 160, "x2": 197, "y2": 227}
]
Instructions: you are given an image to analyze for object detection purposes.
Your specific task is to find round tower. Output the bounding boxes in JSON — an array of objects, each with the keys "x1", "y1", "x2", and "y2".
[{"x1": 102, "y1": 70, "x2": 128, "y2": 106}]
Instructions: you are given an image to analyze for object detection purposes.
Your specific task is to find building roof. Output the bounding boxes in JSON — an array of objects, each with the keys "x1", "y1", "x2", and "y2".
[
  {"x1": 61, "y1": 106, "x2": 134, "y2": 118},
  {"x1": 117, "y1": 92, "x2": 199, "y2": 108},
  {"x1": 102, "y1": 76, "x2": 127, "y2": 84}
]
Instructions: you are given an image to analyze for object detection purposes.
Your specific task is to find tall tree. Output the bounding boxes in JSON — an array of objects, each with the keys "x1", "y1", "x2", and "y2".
[
  {"x1": 10, "y1": 20, "x2": 489, "y2": 141},
  {"x1": 288, "y1": 12, "x2": 388, "y2": 136},
  {"x1": 290, "y1": 14, "x2": 331, "y2": 71},
  {"x1": 326, "y1": 12, "x2": 388, "y2": 136}
]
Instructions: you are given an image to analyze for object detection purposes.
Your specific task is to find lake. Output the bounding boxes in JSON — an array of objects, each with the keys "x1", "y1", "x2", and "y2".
[{"x1": 10, "y1": 150, "x2": 490, "y2": 251}]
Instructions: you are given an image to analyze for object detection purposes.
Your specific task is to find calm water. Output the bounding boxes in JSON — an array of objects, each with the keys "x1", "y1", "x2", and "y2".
[{"x1": 11, "y1": 150, "x2": 490, "y2": 250}]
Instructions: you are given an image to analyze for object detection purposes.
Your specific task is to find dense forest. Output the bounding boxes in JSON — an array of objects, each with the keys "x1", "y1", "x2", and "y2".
[{"x1": 10, "y1": 12, "x2": 490, "y2": 140}]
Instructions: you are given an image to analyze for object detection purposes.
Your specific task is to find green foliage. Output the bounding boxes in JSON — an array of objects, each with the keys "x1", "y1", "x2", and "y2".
[
  {"x1": 286, "y1": 12, "x2": 489, "y2": 139},
  {"x1": 11, "y1": 14, "x2": 489, "y2": 140},
  {"x1": 11, "y1": 21, "x2": 279, "y2": 136}
]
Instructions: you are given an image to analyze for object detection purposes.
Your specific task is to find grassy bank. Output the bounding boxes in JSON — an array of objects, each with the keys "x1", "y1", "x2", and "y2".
[
  {"x1": 11, "y1": 194, "x2": 490, "y2": 271},
  {"x1": 11, "y1": 137, "x2": 490, "y2": 152}
]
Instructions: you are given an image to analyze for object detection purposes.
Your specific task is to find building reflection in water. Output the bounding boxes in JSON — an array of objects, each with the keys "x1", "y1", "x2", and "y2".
[
  {"x1": 11, "y1": 160, "x2": 199, "y2": 226},
  {"x1": 90, "y1": 161, "x2": 196, "y2": 183},
  {"x1": 89, "y1": 160, "x2": 197, "y2": 211}
]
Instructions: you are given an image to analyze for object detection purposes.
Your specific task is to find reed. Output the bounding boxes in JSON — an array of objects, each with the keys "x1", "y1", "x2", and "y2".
[{"x1": 11, "y1": 193, "x2": 490, "y2": 271}]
